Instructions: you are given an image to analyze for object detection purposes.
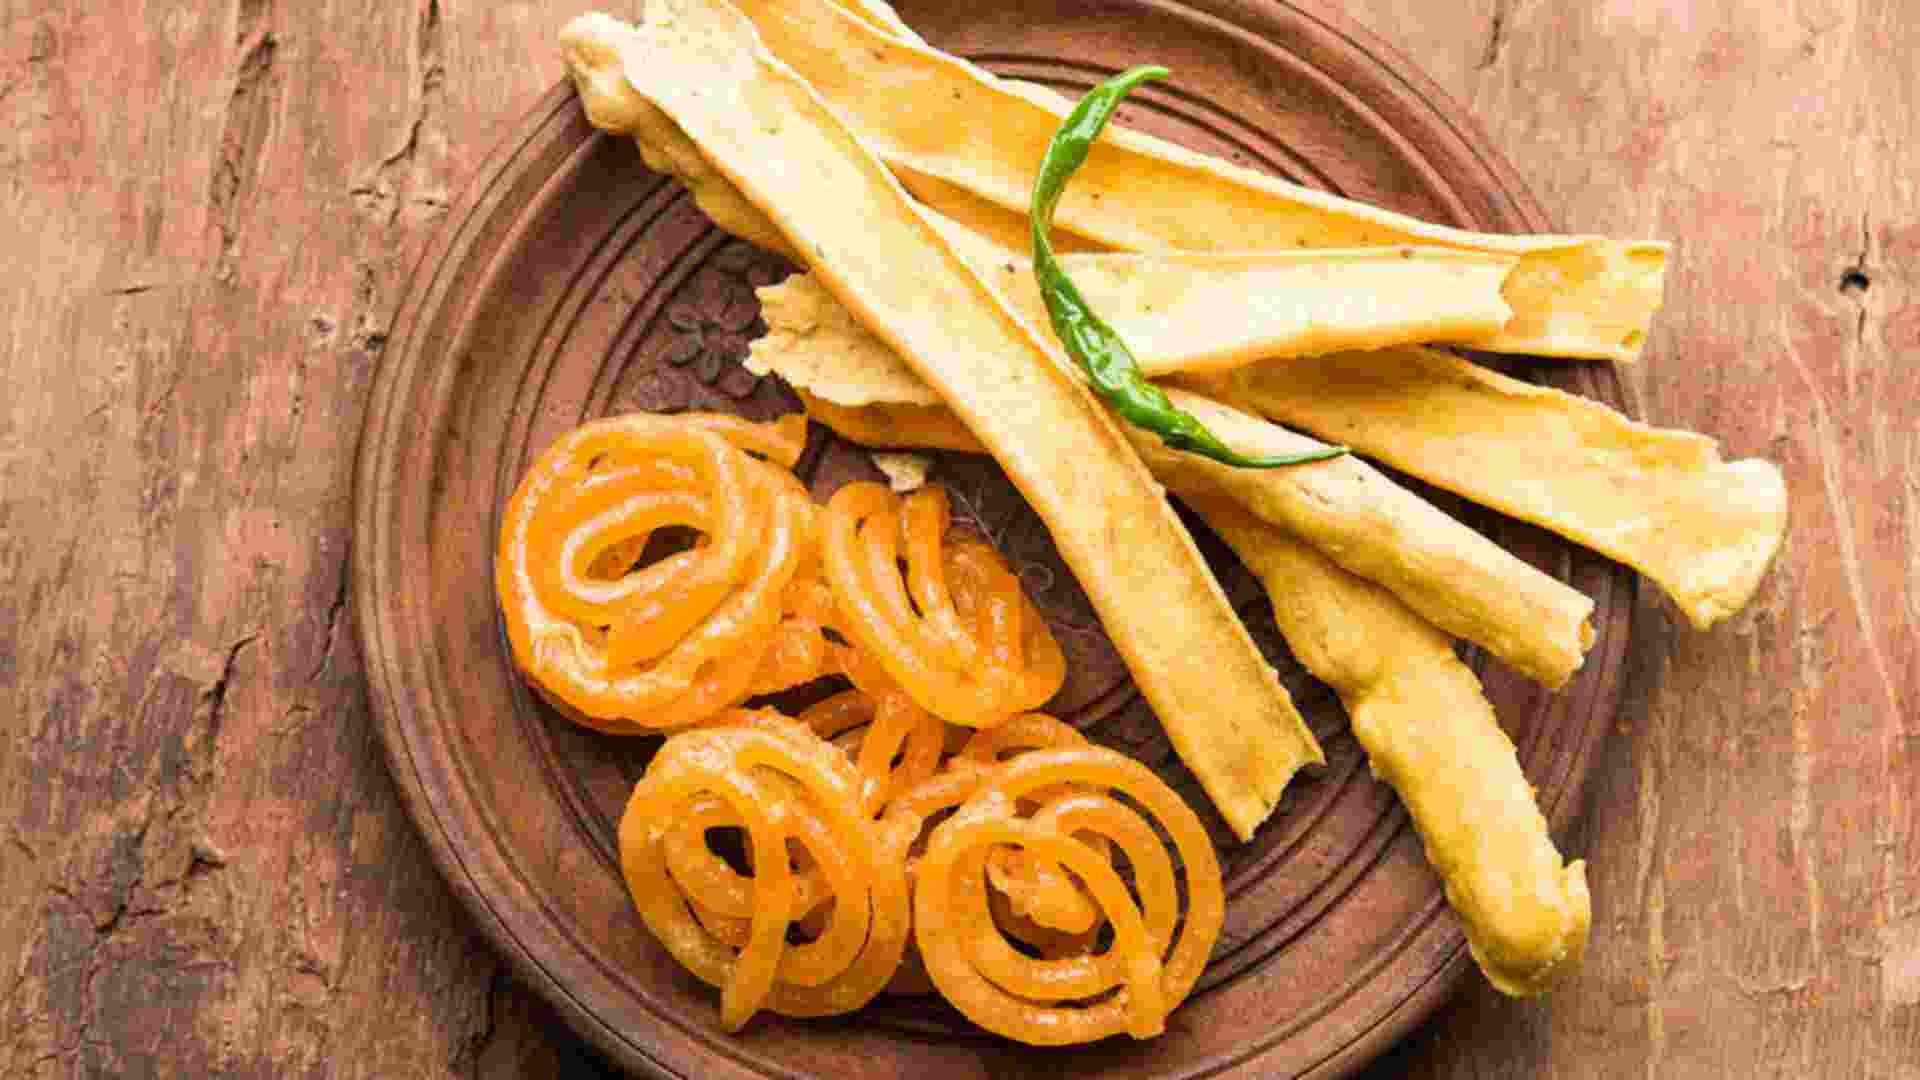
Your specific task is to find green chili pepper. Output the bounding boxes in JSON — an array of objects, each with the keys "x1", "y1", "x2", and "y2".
[{"x1": 1030, "y1": 66, "x2": 1348, "y2": 470}]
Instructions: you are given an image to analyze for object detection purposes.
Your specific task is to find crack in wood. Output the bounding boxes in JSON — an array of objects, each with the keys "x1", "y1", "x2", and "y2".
[
  {"x1": 347, "y1": 262, "x2": 391, "y2": 357},
  {"x1": 1478, "y1": 0, "x2": 1515, "y2": 69},
  {"x1": 454, "y1": 964, "x2": 508, "y2": 1078},
  {"x1": 291, "y1": 347, "x2": 307, "y2": 425},
  {"x1": 310, "y1": 568, "x2": 349, "y2": 682},
  {"x1": 272, "y1": 703, "x2": 316, "y2": 737},
  {"x1": 25, "y1": 21, "x2": 55, "y2": 64},
  {"x1": 199, "y1": 634, "x2": 259, "y2": 775},
  {"x1": 208, "y1": 28, "x2": 281, "y2": 282},
  {"x1": 357, "y1": 0, "x2": 445, "y2": 228}
]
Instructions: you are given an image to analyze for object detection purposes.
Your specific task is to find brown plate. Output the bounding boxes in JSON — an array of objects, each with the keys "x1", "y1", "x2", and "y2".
[{"x1": 353, "y1": 1, "x2": 1634, "y2": 1076}]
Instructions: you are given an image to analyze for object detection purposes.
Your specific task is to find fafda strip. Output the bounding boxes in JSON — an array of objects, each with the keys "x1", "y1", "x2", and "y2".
[{"x1": 1191, "y1": 497, "x2": 1592, "y2": 997}]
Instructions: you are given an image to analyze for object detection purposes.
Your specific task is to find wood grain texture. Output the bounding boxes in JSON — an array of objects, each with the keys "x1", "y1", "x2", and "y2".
[
  {"x1": 0, "y1": 1, "x2": 1911, "y2": 1078},
  {"x1": 1351, "y1": 1, "x2": 1920, "y2": 1078}
]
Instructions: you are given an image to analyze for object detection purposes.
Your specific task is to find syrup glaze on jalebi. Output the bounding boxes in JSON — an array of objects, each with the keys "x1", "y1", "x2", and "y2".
[
  {"x1": 821, "y1": 482, "x2": 1066, "y2": 728},
  {"x1": 799, "y1": 688, "x2": 949, "y2": 817},
  {"x1": 870, "y1": 711, "x2": 1094, "y2": 998},
  {"x1": 912, "y1": 747, "x2": 1225, "y2": 1045},
  {"x1": 495, "y1": 412, "x2": 833, "y2": 731},
  {"x1": 618, "y1": 711, "x2": 911, "y2": 1030}
]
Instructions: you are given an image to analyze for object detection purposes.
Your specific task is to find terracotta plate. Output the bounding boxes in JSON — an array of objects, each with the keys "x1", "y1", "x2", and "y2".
[{"x1": 353, "y1": 1, "x2": 1634, "y2": 1076}]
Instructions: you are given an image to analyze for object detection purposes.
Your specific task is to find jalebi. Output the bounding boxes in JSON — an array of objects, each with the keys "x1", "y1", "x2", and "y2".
[
  {"x1": 617, "y1": 711, "x2": 910, "y2": 1030},
  {"x1": 911, "y1": 747, "x2": 1224, "y2": 1045},
  {"x1": 496, "y1": 412, "x2": 834, "y2": 731},
  {"x1": 821, "y1": 482, "x2": 1065, "y2": 728},
  {"x1": 869, "y1": 713, "x2": 1090, "y2": 996},
  {"x1": 799, "y1": 688, "x2": 947, "y2": 817}
]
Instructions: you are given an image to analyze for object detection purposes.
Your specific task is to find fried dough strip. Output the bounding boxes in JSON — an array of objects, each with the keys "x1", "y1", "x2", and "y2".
[
  {"x1": 795, "y1": 391, "x2": 983, "y2": 452},
  {"x1": 765, "y1": 214, "x2": 1520, "y2": 380},
  {"x1": 588, "y1": 88, "x2": 1524, "y2": 376},
  {"x1": 960, "y1": 244, "x2": 1516, "y2": 378},
  {"x1": 833, "y1": 0, "x2": 924, "y2": 42},
  {"x1": 1204, "y1": 347, "x2": 1789, "y2": 628},
  {"x1": 725, "y1": 0, "x2": 1665, "y2": 363},
  {"x1": 752, "y1": 271, "x2": 1595, "y2": 688},
  {"x1": 560, "y1": 6, "x2": 1321, "y2": 839},
  {"x1": 1190, "y1": 496, "x2": 1591, "y2": 996},
  {"x1": 1139, "y1": 389, "x2": 1594, "y2": 686},
  {"x1": 584, "y1": 77, "x2": 1525, "y2": 383},
  {"x1": 894, "y1": 166, "x2": 1104, "y2": 256}
]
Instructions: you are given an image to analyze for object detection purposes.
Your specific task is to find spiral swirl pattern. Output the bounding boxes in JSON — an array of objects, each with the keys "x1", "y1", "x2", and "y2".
[
  {"x1": 496, "y1": 413, "x2": 830, "y2": 731},
  {"x1": 822, "y1": 482, "x2": 1065, "y2": 728},
  {"x1": 617, "y1": 713, "x2": 911, "y2": 1030}
]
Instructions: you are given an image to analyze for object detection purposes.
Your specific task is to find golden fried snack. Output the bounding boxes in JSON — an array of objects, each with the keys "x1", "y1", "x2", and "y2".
[
  {"x1": 747, "y1": 567, "x2": 840, "y2": 697},
  {"x1": 856, "y1": 712, "x2": 1093, "y2": 996},
  {"x1": 618, "y1": 712, "x2": 911, "y2": 1030},
  {"x1": 896, "y1": 167, "x2": 1103, "y2": 256},
  {"x1": 560, "y1": 7, "x2": 1324, "y2": 839},
  {"x1": 1205, "y1": 346, "x2": 1789, "y2": 629},
  {"x1": 753, "y1": 210, "x2": 1518, "y2": 385},
  {"x1": 495, "y1": 411, "x2": 831, "y2": 731},
  {"x1": 959, "y1": 716, "x2": 1113, "y2": 937},
  {"x1": 744, "y1": 253, "x2": 1598, "y2": 686},
  {"x1": 821, "y1": 482, "x2": 1064, "y2": 727},
  {"x1": 833, "y1": 0, "x2": 923, "y2": 42},
  {"x1": 1135, "y1": 388, "x2": 1594, "y2": 687},
  {"x1": 561, "y1": 25, "x2": 798, "y2": 262},
  {"x1": 913, "y1": 747, "x2": 1224, "y2": 1045},
  {"x1": 775, "y1": 211, "x2": 1522, "y2": 380},
  {"x1": 1192, "y1": 496, "x2": 1590, "y2": 995}
]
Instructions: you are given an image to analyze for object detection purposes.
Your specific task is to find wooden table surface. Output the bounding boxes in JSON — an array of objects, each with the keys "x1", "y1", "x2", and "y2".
[{"x1": 3, "y1": 1, "x2": 1914, "y2": 1076}]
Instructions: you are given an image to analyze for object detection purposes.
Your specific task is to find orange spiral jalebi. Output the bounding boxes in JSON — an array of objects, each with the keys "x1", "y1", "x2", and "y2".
[
  {"x1": 618, "y1": 711, "x2": 910, "y2": 1031},
  {"x1": 821, "y1": 482, "x2": 1065, "y2": 728},
  {"x1": 496, "y1": 412, "x2": 834, "y2": 731},
  {"x1": 958, "y1": 714, "x2": 1111, "y2": 938},
  {"x1": 911, "y1": 747, "x2": 1224, "y2": 1045},
  {"x1": 799, "y1": 688, "x2": 950, "y2": 817},
  {"x1": 866, "y1": 713, "x2": 1089, "y2": 996}
]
